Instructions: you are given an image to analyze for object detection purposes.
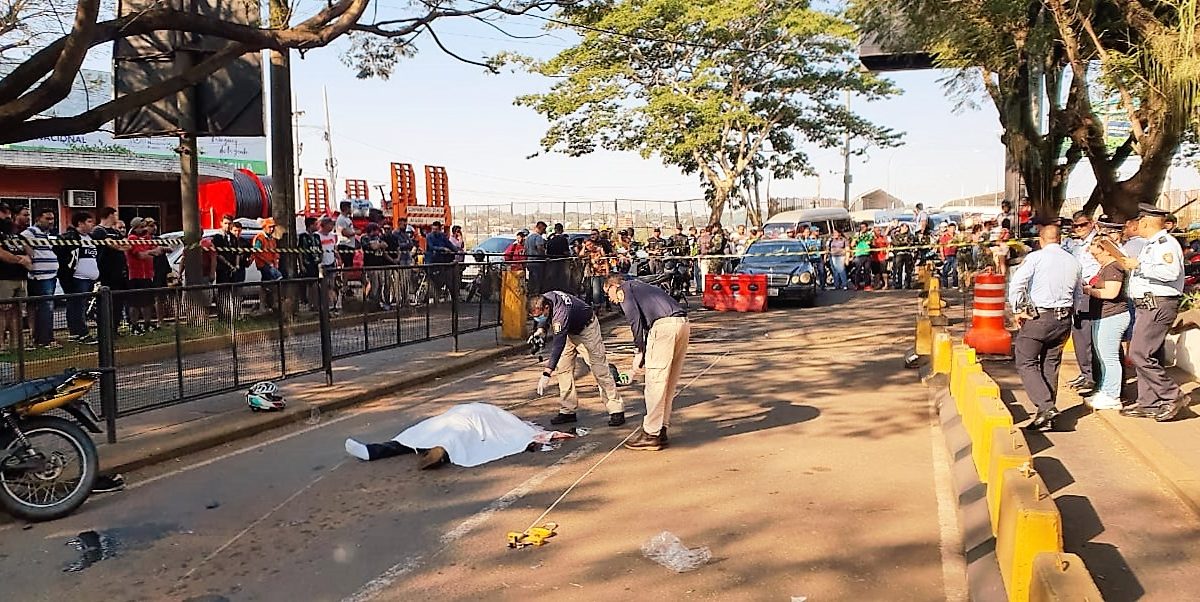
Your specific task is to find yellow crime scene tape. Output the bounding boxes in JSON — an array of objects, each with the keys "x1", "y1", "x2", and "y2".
[{"x1": 1, "y1": 228, "x2": 1177, "y2": 261}]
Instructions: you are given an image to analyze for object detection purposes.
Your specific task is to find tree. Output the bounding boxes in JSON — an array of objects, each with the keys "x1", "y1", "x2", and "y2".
[
  {"x1": 1048, "y1": 0, "x2": 1200, "y2": 219},
  {"x1": 852, "y1": 1, "x2": 1079, "y2": 220},
  {"x1": 510, "y1": 0, "x2": 899, "y2": 225},
  {"x1": 854, "y1": 1, "x2": 1200, "y2": 220},
  {"x1": 0, "y1": 0, "x2": 575, "y2": 144}
]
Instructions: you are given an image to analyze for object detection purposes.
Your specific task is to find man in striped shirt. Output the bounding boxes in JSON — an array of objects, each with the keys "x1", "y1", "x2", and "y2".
[{"x1": 22, "y1": 208, "x2": 59, "y2": 349}]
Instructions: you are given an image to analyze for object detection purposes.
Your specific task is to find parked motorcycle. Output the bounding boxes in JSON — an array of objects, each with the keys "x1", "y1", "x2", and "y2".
[
  {"x1": 0, "y1": 369, "x2": 106, "y2": 522},
  {"x1": 638, "y1": 257, "x2": 691, "y2": 308}
]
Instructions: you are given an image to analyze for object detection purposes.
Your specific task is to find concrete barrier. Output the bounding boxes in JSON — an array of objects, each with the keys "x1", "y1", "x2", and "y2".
[
  {"x1": 958, "y1": 370, "x2": 989, "y2": 442},
  {"x1": 916, "y1": 316, "x2": 933, "y2": 355},
  {"x1": 933, "y1": 332, "x2": 953, "y2": 375},
  {"x1": 1028, "y1": 552, "x2": 1103, "y2": 602},
  {"x1": 972, "y1": 396, "x2": 1014, "y2": 482},
  {"x1": 988, "y1": 427, "x2": 1033, "y2": 533},
  {"x1": 996, "y1": 467, "x2": 1063, "y2": 602},
  {"x1": 949, "y1": 344, "x2": 977, "y2": 403}
]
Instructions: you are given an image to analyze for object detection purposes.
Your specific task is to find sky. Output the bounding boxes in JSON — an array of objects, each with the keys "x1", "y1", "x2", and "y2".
[{"x1": 37, "y1": 4, "x2": 1200, "y2": 210}]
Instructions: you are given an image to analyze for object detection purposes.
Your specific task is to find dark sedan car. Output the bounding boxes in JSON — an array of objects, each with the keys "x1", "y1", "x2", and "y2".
[{"x1": 734, "y1": 239, "x2": 819, "y2": 306}]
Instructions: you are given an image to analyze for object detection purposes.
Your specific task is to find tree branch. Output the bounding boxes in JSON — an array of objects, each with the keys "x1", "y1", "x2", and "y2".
[
  {"x1": 0, "y1": 42, "x2": 248, "y2": 143},
  {"x1": 424, "y1": 25, "x2": 496, "y2": 72}
]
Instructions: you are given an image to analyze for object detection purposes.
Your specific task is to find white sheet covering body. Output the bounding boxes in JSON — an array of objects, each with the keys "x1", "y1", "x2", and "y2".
[{"x1": 392, "y1": 403, "x2": 551, "y2": 467}]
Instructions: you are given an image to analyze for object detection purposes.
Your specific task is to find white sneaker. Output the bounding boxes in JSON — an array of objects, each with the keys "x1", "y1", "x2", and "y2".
[
  {"x1": 1088, "y1": 393, "x2": 1123, "y2": 410},
  {"x1": 345, "y1": 438, "x2": 370, "y2": 461}
]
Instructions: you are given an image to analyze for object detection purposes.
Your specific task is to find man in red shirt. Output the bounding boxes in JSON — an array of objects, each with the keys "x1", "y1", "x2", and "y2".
[
  {"x1": 125, "y1": 218, "x2": 163, "y2": 335},
  {"x1": 938, "y1": 223, "x2": 961, "y2": 288},
  {"x1": 504, "y1": 230, "x2": 529, "y2": 268},
  {"x1": 871, "y1": 226, "x2": 889, "y2": 290}
]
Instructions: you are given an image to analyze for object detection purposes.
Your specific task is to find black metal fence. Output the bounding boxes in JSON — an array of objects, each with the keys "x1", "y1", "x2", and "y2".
[{"x1": 0, "y1": 260, "x2": 519, "y2": 442}]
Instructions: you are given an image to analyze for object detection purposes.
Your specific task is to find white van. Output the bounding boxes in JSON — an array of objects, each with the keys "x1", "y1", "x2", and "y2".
[{"x1": 762, "y1": 208, "x2": 853, "y2": 239}]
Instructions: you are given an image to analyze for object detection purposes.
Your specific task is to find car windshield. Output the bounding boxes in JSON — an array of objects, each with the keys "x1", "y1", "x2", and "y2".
[
  {"x1": 743, "y1": 241, "x2": 810, "y2": 265},
  {"x1": 474, "y1": 237, "x2": 514, "y2": 254}
]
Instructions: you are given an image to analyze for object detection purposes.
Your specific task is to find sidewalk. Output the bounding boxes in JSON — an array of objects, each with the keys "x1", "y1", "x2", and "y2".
[
  {"x1": 97, "y1": 312, "x2": 628, "y2": 475},
  {"x1": 1066, "y1": 362, "x2": 1200, "y2": 517},
  {"x1": 97, "y1": 328, "x2": 521, "y2": 475},
  {"x1": 943, "y1": 287, "x2": 1200, "y2": 599}
]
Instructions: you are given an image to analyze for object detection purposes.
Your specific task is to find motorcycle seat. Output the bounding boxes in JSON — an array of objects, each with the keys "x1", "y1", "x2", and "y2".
[{"x1": 0, "y1": 375, "x2": 70, "y2": 410}]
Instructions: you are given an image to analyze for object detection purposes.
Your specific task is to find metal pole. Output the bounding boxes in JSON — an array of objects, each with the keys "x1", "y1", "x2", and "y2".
[
  {"x1": 97, "y1": 287, "x2": 118, "y2": 444},
  {"x1": 173, "y1": 288, "x2": 184, "y2": 400},
  {"x1": 842, "y1": 90, "x2": 852, "y2": 212},
  {"x1": 276, "y1": 280, "x2": 287, "y2": 377},
  {"x1": 451, "y1": 263, "x2": 460, "y2": 352},
  {"x1": 317, "y1": 271, "x2": 334, "y2": 385},
  {"x1": 228, "y1": 285, "x2": 241, "y2": 388}
]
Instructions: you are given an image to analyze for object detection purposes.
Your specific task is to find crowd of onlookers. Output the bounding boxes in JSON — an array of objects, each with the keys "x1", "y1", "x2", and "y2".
[{"x1": 0, "y1": 203, "x2": 177, "y2": 351}]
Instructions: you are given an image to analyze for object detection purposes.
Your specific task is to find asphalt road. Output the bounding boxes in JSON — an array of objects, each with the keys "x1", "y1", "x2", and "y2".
[{"x1": 0, "y1": 291, "x2": 962, "y2": 601}]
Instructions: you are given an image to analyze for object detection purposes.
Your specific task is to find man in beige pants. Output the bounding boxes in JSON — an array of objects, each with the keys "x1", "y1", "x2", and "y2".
[
  {"x1": 530, "y1": 291, "x2": 625, "y2": 426},
  {"x1": 604, "y1": 275, "x2": 690, "y2": 451}
]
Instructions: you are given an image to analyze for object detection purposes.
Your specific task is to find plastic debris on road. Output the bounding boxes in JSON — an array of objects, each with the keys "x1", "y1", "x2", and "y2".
[
  {"x1": 641, "y1": 531, "x2": 711, "y2": 573},
  {"x1": 306, "y1": 407, "x2": 321, "y2": 425}
]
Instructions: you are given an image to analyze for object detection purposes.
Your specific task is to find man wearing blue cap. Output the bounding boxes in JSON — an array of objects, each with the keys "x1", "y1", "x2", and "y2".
[{"x1": 1119, "y1": 203, "x2": 1189, "y2": 422}]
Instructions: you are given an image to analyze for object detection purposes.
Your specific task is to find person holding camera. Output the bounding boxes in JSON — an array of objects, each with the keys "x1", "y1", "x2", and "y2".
[{"x1": 528, "y1": 290, "x2": 625, "y2": 427}]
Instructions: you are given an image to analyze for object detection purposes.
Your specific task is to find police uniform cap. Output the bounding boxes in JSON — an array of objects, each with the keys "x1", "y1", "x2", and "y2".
[
  {"x1": 1137, "y1": 203, "x2": 1171, "y2": 218},
  {"x1": 1096, "y1": 215, "x2": 1123, "y2": 231}
]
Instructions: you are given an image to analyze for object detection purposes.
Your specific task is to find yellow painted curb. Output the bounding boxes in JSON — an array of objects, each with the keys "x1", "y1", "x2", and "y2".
[
  {"x1": 1028, "y1": 552, "x2": 1103, "y2": 602},
  {"x1": 996, "y1": 467, "x2": 1063, "y2": 602}
]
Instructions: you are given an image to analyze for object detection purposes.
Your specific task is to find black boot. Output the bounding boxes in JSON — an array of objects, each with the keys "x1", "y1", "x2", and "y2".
[
  {"x1": 551, "y1": 412, "x2": 578, "y2": 425},
  {"x1": 608, "y1": 412, "x2": 626, "y2": 427}
]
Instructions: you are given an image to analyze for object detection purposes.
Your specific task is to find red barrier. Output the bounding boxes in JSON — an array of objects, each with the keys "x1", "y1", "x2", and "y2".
[
  {"x1": 964, "y1": 271, "x2": 1012, "y2": 355},
  {"x1": 703, "y1": 274, "x2": 724, "y2": 310},
  {"x1": 733, "y1": 274, "x2": 767, "y2": 312}
]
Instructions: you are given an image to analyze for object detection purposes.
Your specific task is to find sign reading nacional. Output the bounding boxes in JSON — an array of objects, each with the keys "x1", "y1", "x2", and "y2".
[{"x1": 0, "y1": 69, "x2": 267, "y2": 175}]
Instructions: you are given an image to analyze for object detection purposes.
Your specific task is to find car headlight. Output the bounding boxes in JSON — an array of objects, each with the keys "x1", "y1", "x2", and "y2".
[
  {"x1": 797, "y1": 272, "x2": 813, "y2": 284},
  {"x1": 790, "y1": 275, "x2": 801, "y2": 284}
]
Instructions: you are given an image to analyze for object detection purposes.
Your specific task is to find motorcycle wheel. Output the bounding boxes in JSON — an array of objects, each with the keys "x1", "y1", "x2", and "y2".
[{"x1": 0, "y1": 416, "x2": 98, "y2": 522}]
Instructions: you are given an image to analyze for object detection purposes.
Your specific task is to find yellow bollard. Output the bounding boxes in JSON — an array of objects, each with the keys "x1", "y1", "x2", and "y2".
[
  {"x1": 928, "y1": 278, "x2": 942, "y2": 318},
  {"x1": 933, "y1": 332, "x2": 953, "y2": 375},
  {"x1": 500, "y1": 270, "x2": 528, "y2": 341},
  {"x1": 916, "y1": 317, "x2": 933, "y2": 355},
  {"x1": 996, "y1": 467, "x2": 1063, "y2": 602}
]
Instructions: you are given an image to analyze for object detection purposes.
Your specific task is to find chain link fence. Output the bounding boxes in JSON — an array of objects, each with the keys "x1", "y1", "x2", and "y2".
[{"x1": 454, "y1": 199, "x2": 713, "y2": 246}]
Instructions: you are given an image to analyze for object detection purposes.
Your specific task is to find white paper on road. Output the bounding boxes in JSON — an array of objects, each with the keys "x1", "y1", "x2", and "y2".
[{"x1": 393, "y1": 403, "x2": 571, "y2": 467}]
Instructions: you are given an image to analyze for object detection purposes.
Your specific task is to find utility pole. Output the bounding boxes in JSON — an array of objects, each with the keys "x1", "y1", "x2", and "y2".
[
  {"x1": 322, "y1": 86, "x2": 338, "y2": 196},
  {"x1": 842, "y1": 90, "x2": 852, "y2": 212},
  {"x1": 269, "y1": 0, "x2": 298, "y2": 314},
  {"x1": 176, "y1": 41, "x2": 202, "y2": 291}
]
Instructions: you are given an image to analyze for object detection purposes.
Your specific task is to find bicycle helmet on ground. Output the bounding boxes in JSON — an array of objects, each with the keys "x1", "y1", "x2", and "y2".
[{"x1": 247, "y1": 381, "x2": 286, "y2": 411}]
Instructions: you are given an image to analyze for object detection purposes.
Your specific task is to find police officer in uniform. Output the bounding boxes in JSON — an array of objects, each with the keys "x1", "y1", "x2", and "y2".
[
  {"x1": 529, "y1": 290, "x2": 625, "y2": 426},
  {"x1": 1118, "y1": 203, "x2": 1190, "y2": 421},
  {"x1": 1007, "y1": 224, "x2": 1081, "y2": 431}
]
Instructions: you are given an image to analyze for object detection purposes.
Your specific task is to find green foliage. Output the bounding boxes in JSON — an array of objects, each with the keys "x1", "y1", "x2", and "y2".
[
  {"x1": 508, "y1": 0, "x2": 899, "y2": 220},
  {"x1": 341, "y1": 32, "x2": 419, "y2": 80}
]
